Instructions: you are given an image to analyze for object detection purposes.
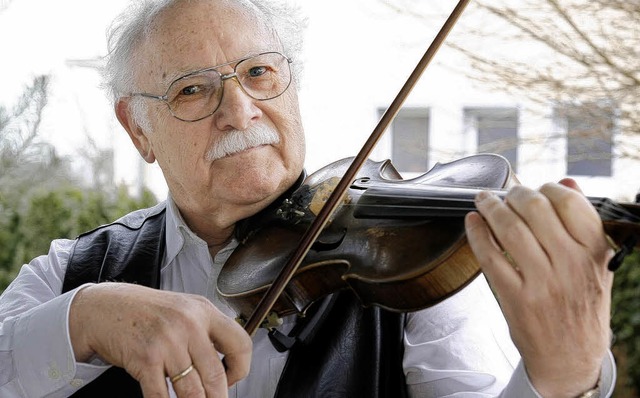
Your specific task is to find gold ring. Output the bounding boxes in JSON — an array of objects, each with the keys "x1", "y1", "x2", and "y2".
[{"x1": 170, "y1": 364, "x2": 194, "y2": 383}]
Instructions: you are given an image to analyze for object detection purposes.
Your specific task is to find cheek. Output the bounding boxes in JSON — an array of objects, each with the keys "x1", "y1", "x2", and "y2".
[
  {"x1": 273, "y1": 92, "x2": 306, "y2": 163},
  {"x1": 288, "y1": 126, "x2": 306, "y2": 168},
  {"x1": 149, "y1": 120, "x2": 211, "y2": 179}
]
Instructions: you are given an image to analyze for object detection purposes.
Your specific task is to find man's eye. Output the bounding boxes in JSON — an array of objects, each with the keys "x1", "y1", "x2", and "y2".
[
  {"x1": 181, "y1": 85, "x2": 201, "y2": 95},
  {"x1": 248, "y1": 66, "x2": 267, "y2": 77}
]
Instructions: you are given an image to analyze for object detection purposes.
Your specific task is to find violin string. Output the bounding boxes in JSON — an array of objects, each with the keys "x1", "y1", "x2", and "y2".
[
  {"x1": 346, "y1": 201, "x2": 640, "y2": 223},
  {"x1": 357, "y1": 181, "x2": 640, "y2": 222},
  {"x1": 340, "y1": 186, "x2": 640, "y2": 223},
  {"x1": 591, "y1": 200, "x2": 640, "y2": 223},
  {"x1": 359, "y1": 183, "x2": 638, "y2": 220}
]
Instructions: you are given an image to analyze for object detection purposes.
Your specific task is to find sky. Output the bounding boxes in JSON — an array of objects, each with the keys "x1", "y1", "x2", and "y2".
[{"x1": 0, "y1": 0, "x2": 129, "y2": 102}]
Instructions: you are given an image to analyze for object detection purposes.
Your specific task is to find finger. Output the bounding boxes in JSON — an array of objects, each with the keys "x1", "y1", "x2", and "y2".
[
  {"x1": 207, "y1": 307, "x2": 252, "y2": 385},
  {"x1": 190, "y1": 333, "x2": 229, "y2": 396},
  {"x1": 465, "y1": 210, "x2": 521, "y2": 294},
  {"x1": 557, "y1": 177, "x2": 582, "y2": 192},
  {"x1": 170, "y1": 366, "x2": 207, "y2": 398},
  {"x1": 502, "y1": 185, "x2": 577, "y2": 269},
  {"x1": 165, "y1": 334, "x2": 205, "y2": 397},
  {"x1": 539, "y1": 182, "x2": 614, "y2": 266},
  {"x1": 472, "y1": 190, "x2": 551, "y2": 283},
  {"x1": 139, "y1": 366, "x2": 171, "y2": 398}
]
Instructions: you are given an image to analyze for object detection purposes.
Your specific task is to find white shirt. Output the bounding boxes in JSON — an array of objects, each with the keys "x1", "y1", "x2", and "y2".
[{"x1": 0, "y1": 198, "x2": 616, "y2": 397}]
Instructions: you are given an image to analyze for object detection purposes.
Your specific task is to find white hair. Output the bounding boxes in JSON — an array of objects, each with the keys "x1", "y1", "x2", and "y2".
[{"x1": 101, "y1": 0, "x2": 307, "y2": 129}]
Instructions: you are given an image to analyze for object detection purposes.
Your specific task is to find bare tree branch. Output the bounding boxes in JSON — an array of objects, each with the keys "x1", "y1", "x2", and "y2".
[
  {"x1": 0, "y1": 76, "x2": 76, "y2": 207},
  {"x1": 376, "y1": 0, "x2": 640, "y2": 165}
]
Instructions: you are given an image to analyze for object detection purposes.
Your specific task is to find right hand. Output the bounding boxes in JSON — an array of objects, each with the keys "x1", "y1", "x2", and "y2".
[
  {"x1": 69, "y1": 282, "x2": 252, "y2": 398},
  {"x1": 464, "y1": 183, "x2": 612, "y2": 397}
]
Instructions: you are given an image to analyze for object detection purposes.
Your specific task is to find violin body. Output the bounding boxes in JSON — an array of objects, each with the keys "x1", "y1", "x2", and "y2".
[{"x1": 218, "y1": 154, "x2": 517, "y2": 320}]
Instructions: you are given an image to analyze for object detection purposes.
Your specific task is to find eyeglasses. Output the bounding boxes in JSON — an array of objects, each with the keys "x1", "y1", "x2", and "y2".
[{"x1": 131, "y1": 51, "x2": 292, "y2": 122}]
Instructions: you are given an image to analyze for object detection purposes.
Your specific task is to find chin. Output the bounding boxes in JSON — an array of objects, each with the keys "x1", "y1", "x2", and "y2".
[
  {"x1": 213, "y1": 147, "x2": 303, "y2": 204},
  {"x1": 220, "y1": 168, "x2": 287, "y2": 205}
]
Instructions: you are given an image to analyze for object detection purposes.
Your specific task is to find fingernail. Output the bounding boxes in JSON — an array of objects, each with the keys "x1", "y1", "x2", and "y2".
[{"x1": 475, "y1": 190, "x2": 492, "y2": 203}]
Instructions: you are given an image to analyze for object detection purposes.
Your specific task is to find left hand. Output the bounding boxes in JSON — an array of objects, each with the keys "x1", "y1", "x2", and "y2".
[{"x1": 464, "y1": 179, "x2": 614, "y2": 397}]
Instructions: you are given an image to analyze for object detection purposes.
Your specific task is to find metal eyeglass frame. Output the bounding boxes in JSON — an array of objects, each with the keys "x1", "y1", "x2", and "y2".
[{"x1": 130, "y1": 51, "x2": 292, "y2": 122}]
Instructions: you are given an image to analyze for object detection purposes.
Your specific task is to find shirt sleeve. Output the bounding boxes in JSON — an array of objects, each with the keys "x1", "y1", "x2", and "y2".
[
  {"x1": 0, "y1": 239, "x2": 110, "y2": 397},
  {"x1": 404, "y1": 275, "x2": 520, "y2": 397},
  {"x1": 499, "y1": 352, "x2": 616, "y2": 398},
  {"x1": 403, "y1": 275, "x2": 616, "y2": 398}
]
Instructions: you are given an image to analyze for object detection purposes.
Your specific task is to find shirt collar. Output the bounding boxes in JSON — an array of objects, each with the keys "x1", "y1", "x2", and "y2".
[
  {"x1": 164, "y1": 194, "x2": 239, "y2": 267},
  {"x1": 165, "y1": 194, "x2": 200, "y2": 266}
]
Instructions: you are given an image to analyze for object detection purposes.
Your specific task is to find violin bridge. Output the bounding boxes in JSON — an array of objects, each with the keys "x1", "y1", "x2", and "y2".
[
  {"x1": 261, "y1": 311, "x2": 284, "y2": 330},
  {"x1": 234, "y1": 312, "x2": 283, "y2": 330}
]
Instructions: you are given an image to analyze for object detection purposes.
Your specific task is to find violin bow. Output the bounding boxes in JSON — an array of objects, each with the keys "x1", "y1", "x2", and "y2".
[{"x1": 243, "y1": 0, "x2": 472, "y2": 336}]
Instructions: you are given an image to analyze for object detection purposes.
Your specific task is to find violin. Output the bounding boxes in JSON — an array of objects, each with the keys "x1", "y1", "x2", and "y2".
[
  {"x1": 219, "y1": 154, "x2": 640, "y2": 325},
  {"x1": 220, "y1": 0, "x2": 640, "y2": 336}
]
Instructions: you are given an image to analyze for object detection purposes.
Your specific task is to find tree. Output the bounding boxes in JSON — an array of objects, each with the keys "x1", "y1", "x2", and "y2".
[
  {"x1": 612, "y1": 252, "x2": 640, "y2": 395},
  {"x1": 0, "y1": 75, "x2": 76, "y2": 201},
  {"x1": 0, "y1": 185, "x2": 157, "y2": 291},
  {"x1": 1, "y1": 75, "x2": 74, "y2": 283},
  {"x1": 0, "y1": 76, "x2": 157, "y2": 292},
  {"x1": 377, "y1": 0, "x2": 640, "y2": 163}
]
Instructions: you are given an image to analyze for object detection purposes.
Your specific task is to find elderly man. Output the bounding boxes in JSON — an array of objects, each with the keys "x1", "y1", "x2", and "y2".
[{"x1": 0, "y1": 0, "x2": 615, "y2": 397}]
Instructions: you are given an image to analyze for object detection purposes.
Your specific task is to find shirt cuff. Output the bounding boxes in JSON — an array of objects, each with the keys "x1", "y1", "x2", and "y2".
[
  {"x1": 506, "y1": 350, "x2": 616, "y2": 398},
  {"x1": 599, "y1": 350, "x2": 616, "y2": 397},
  {"x1": 12, "y1": 283, "x2": 109, "y2": 396}
]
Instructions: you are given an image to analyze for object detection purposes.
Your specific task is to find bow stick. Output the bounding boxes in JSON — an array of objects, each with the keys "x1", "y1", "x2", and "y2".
[{"x1": 243, "y1": 0, "x2": 472, "y2": 336}]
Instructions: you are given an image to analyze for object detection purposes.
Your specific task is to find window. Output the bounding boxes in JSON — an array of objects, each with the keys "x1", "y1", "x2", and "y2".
[
  {"x1": 378, "y1": 107, "x2": 430, "y2": 173},
  {"x1": 464, "y1": 107, "x2": 519, "y2": 171},
  {"x1": 555, "y1": 103, "x2": 614, "y2": 176}
]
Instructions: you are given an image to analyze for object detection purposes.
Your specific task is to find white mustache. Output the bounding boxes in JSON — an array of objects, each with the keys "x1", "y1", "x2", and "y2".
[{"x1": 206, "y1": 125, "x2": 280, "y2": 161}]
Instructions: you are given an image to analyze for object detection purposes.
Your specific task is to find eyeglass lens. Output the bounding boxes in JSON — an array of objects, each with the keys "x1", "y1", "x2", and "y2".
[{"x1": 165, "y1": 52, "x2": 291, "y2": 121}]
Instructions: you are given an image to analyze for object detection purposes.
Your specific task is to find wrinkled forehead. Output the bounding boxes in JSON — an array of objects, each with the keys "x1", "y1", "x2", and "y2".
[{"x1": 136, "y1": 0, "x2": 280, "y2": 90}]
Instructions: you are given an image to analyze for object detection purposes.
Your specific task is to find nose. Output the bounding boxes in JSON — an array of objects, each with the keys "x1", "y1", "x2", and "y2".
[{"x1": 213, "y1": 74, "x2": 262, "y2": 131}]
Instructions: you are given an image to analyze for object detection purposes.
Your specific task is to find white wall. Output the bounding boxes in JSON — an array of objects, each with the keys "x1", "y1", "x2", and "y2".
[
  {"x1": 1, "y1": 0, "x2": 637, "y2": 203},
  {"x1": 297, "y1": 0, "x2": 640, "y2": 201}
]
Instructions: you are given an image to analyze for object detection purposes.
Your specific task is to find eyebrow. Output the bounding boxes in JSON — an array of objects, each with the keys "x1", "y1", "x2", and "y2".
[
  {"x1": 160, "y1": 68, "x2": 201, "y2": 88},
  {"x1": 158, "y1": 50, "x2": 273, "y2": 89}
]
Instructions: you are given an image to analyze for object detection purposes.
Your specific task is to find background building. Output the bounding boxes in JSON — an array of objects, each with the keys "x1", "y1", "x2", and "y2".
[{"x1": 1, "y1": 0, "x2": 637, "y2": 202}]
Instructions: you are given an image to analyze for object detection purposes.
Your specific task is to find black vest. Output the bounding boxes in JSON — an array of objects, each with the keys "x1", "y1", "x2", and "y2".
[{"x1": 62, "y1": 204, "x2": 408, "y2": 397}]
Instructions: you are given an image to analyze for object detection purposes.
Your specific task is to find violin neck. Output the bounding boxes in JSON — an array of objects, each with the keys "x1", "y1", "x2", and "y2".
[
  {"x1": 353, "y1": 183, "x2": 499, "y2": 219},
  {"x1": 353, "y1": 182, "x2": 640, "y2": 224}
]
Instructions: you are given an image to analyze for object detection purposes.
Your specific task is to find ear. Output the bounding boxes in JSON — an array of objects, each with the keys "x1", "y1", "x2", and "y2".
[{"x1": 115, "y1": 98, "x2": 156, "y2": 163}]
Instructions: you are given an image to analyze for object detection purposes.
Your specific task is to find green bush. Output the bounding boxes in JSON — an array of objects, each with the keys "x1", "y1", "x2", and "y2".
[
  {"x1": 612, "y1": 251, "x2": 640, "y2": 395},
  {"x1": 0, "y1": 184, "x2": 157, "y2": 292}
]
